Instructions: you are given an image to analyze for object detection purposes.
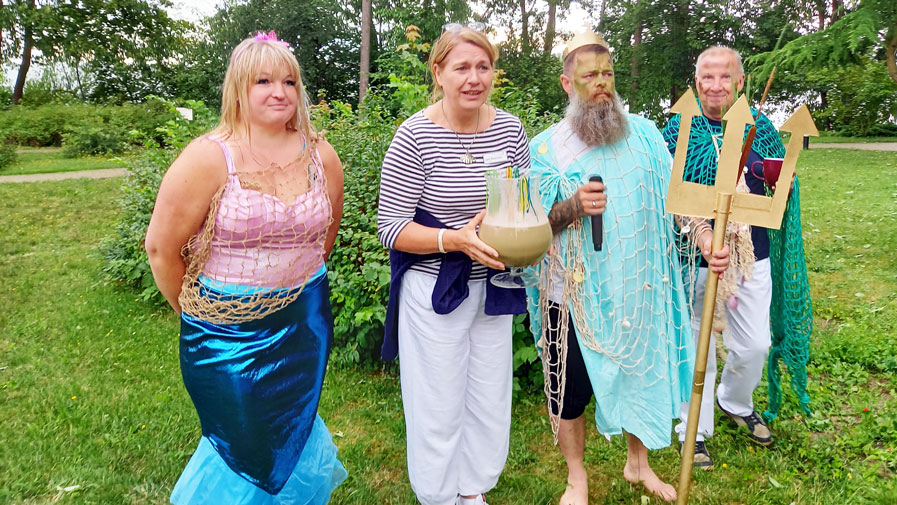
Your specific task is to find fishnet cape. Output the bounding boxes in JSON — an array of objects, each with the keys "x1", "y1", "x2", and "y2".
[
  {"x1": 178, "y1": 136, "x2": 333, "y2": 325},
  {"x1": 662, "y1": 107, "x2": 813, "y2": 419},
  {"x1": 525, "y1": 117, "x2": 703, "y2": 447}
]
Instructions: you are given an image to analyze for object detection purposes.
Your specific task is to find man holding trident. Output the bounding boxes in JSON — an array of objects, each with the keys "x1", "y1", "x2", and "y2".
[
  {"x1": 526, "y1": 31, "x2": 730, "y2": 503},
  {"x1": 661, "y1": 46, "x2": 813, "y2": 470}
]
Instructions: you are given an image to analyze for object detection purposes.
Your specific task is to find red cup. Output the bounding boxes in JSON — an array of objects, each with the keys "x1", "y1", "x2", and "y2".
[{"x1": 762, "y1": 158, "x2": 784, "y2": 191}]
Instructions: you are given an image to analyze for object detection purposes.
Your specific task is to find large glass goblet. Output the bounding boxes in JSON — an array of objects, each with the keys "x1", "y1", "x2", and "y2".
[{"x1": 478, "y1": 169, "x2": 552, "y2": 289}]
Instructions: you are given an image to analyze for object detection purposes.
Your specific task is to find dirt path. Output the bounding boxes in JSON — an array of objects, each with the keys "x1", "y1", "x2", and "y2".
[
  {"x1": 810, "y1": 142, "x2": 897, "y2": 151},
  {"x1": 0, "y1": 168, "x2": 127, "y2": 184}
]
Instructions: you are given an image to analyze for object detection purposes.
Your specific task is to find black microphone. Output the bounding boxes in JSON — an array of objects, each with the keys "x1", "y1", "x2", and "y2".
[{"x1": 589, "y1": 175, "x2": 603, "y2": 251}]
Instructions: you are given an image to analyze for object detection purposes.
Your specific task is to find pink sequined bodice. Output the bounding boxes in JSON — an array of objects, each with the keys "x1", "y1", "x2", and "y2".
[{"x1": 200, "y1": 137, "x2": 331, "y2": 288}]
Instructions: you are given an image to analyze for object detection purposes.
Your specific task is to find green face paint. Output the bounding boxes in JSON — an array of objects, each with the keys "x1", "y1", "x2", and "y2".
[{"x1": 570, "y1": 51, "x2": 615, "y2": 104}]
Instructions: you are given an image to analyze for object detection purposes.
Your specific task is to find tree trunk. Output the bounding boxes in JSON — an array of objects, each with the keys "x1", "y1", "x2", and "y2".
[
  {"x1": 630, "y1": 7, "x2": 642, "y2": 111},
  {"x1": 520, "y1": 0, "x2": 530, "y2": 55},
  {"x1": 598, "y1": 0, "x2": 608, "y2": 32},
  {"x1": 544, "y1": 0, "x2": 556, "y2": 57},
  {"x1": 831, "y1": 0, "x2": 843, "y2": 24},
  {"x1": 12, "y1": 0, "x2": 36, "y2": 105},
  {"x1": 359, "y1": 0, "x2": 372, "y2": 105},
  {"x1": 816, "y1": 0, "x2": 826, "y2": 30},
  {"x1": 886, "y1": 26, "x2": 897, "y2": 85},
  {"x1": 668, "y1": 0, "x2": 690, "y2": 105},
  {"x1": 73, "y1": 57, "x2": 85, "y2": 101}
]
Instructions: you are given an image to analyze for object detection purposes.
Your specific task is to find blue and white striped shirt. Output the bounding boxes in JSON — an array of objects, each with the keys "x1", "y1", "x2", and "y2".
[{"x1": 377, "y1": 108, "x2": 531, "y2": 279}]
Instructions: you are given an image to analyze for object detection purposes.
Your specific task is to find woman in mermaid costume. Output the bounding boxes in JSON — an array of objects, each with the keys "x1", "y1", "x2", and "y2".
[{"x1": 145, "y1": 32, "x2": 346, "y2": 504}]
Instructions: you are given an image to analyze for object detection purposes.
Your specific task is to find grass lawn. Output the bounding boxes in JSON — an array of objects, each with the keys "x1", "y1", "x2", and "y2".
[
  {"x1": 1, "y1": 148, "x2": 896, "y2": 504},
  {"x1": 1, "y1": 150, "x2": 123, "y2": 176}
]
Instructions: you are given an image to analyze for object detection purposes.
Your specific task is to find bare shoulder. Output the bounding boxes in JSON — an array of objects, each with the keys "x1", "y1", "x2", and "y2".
[
  {"x1": 154, "y1": 136, "x2": 228, "y2": 211},
  {"x1": 176, "y1": 136, "x2": 227, "y2": 176},
  {"x1": 316, "y1": 137, "x2": 344, "y2": 180},
  {"x1": 164, "y1": 136, "x2": 228, "y2": 190}
]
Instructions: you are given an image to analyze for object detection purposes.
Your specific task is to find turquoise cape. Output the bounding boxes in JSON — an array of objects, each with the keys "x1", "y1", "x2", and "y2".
[{"x1": 661, "y1": 102, "x2": 814, "y2": 420}]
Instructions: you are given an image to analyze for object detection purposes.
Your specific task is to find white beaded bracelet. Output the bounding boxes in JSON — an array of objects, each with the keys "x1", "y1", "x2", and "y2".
[{"x1": 437, "y1": 228, "x2": 446, "y2": 254}]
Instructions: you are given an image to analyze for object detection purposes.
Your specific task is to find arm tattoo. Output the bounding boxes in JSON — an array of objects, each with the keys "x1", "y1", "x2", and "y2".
[{"x1": 548, "y1": 197, "x2": 583, "y2": 235}]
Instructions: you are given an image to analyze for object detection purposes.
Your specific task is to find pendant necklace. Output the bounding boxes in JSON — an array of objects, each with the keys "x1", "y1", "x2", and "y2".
[{"x1": 442, "y1": 101, "x2": 479, "y2": 165}]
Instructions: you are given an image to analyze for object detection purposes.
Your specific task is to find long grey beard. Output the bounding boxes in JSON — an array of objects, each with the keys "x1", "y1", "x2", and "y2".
[{"x1": 566, "y1": 92, "x2": 630, "y2": 147}]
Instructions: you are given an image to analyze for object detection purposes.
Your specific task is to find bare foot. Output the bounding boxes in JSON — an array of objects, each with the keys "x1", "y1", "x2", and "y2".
[
  {"x1": 623, "y1": 462, "x2": 676, "y2": 502},
  {"x1": 559, "y1": 476, "x2": 588, "y2": 505}
]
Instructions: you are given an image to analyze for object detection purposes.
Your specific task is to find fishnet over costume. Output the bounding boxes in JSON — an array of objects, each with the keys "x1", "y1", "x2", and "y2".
[
  {"x1": 662, "y1": 108, "x2": 813, "y2": 419},
  {"x1": 179, "y1": 136, "x2": 332, "y2": 324},
  {"x1": 526, "y1": 117, "x2": 703, "y2": 447}
]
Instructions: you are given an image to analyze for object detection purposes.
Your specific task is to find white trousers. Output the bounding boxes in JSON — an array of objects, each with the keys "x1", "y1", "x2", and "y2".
[
  {"x1": 676, "y1": 258, "x2": 772, "y2": 442},
  {"x1": 398, "y1": 270, "x2": 513, "y2": 505}
]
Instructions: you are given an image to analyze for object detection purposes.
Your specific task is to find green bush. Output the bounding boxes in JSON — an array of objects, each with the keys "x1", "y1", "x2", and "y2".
[
  {"x1": 0, "y1": 143, "x2": 17, "y2": 170},
  {"x1": 314, "y1": 99, "x2": 395, "y2": 368},
  {"x1": 810, "y1": 59, "x2": 897, "y2": 137},
  {"x1": 317, "y1": 98, "x2": 543, "y2": 393},
  {"x1": 0, "y1": 100, "x2": 179, "y2": 151},
  {"x1": 100, "y1": 99, "x2": 218, "y2": 301},
  {"x1": 17, "y1": 79, "x2": 79, "y2": 107},
  {"x1": 0, "y1": 104, "x2": 90, "y2": 146},
  {"x1": 106, "y1": 98, "x2": 180, "y2": 147},
  {"x1": 869, "y1": 122, "x2": 897, "y2": 137},
  {"x1": 61, "y1": 118, "x2": 130, "y2": 157}
]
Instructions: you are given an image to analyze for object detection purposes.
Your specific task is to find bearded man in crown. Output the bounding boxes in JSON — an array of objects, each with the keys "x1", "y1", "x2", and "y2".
[{"x1": 525, "y1": 31, "x2": 730, "y2": 503}]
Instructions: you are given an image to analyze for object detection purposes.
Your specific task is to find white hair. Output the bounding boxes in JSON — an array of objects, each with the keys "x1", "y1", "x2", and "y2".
[{"x1": 695, "y1": 46, "x2": 744, "y2": 79}]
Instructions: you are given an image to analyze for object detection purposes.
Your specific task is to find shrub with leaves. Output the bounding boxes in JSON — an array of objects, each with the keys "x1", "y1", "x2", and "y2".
[
  {"x1": 61, "y1": 118, "x2": 130, "y2": 157},
  {"x1": 313, "y1": 99, "x2": 395, "y2": 368},
  {"x1": 808, "y1": 60, "x2": 897, "y2": 137},
  {"x1": 0, "y1": 100, "x2": 178, "y2": 151},
  {"x1": 100, "y1": 99, "x2": 218, "y2": 301},
  {"x1": 0, "y1": 143, "x2": 17, "y2": 170},
  {"x1": 0, "y1": 104, "x2": 90, "y2": 146}
]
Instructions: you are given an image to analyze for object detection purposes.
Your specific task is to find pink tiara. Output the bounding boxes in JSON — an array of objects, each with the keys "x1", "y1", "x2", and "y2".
[{"x1": 254, "y1": 30, "x2": 290, "y2": 49}]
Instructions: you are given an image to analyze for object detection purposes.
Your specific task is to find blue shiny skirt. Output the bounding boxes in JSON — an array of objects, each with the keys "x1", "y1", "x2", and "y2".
[{"x1": 171, "y1": 272, "x2": 346, "y2": 504}]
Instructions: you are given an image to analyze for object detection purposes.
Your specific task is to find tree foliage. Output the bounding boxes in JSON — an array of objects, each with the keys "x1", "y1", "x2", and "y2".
[
  {"x1": 1, "y1": 0, "x2": 189, "y2": 103},
  {"x1": 600, "y1": 0, "x2": 800, "y2": 121},
  {"x1": 747, "y1": 0, "x2": 897, "y2": 85}
]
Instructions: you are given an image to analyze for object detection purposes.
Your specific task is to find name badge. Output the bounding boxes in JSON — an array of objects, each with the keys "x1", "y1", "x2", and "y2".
[{"x1": 482, "y1": 151, "x2": 508, "y2": 164}]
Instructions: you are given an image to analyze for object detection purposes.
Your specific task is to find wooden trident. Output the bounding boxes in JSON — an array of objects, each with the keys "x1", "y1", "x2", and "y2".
[{"x1": 666, "y1": 89, "x2": 818, "y2": 505}]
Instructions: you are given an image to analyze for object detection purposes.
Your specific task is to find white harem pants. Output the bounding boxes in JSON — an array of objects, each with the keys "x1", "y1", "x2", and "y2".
[
  {"x1": 398, "y1": 270, "x2": 513, "y2": 505},
  {"x1": 676, "y1": 258, "x2": 772, "y2": 442}
]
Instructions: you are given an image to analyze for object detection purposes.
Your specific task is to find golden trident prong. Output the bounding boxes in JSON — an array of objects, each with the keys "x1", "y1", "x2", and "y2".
[
  {"x1": 666, "y1": 90, "x2": 819, "y2": 228},
  {"x1": 666, "y1": 89, "x2": 818, "y2": 505}
]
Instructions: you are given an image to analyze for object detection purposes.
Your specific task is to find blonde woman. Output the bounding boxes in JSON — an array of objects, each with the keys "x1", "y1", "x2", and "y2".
[
  {"x1": 377, "y1": 24, "x2": 530, "y2": 505},
  {"x1": 145, "y1": 32, "x2": 346, "y2": 504}
]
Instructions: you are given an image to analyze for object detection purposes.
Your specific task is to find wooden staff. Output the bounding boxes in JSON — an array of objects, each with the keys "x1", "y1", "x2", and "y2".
[
  {"x1": 737, "y1": 24, "x2": 788, "y2": 180},
  {"x1": 676, "y1": 192, "x2": 732, "y2": 505},
  {"x1": 736, "y1": 67, "x2": 776, "y2": 180}
]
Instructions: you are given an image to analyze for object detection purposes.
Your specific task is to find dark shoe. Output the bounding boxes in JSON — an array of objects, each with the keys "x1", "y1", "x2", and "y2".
[
  {"x1": 679, "y1": 440, "x2": 714, "y2": 470},
  {"x1": 716, "y1": 398, "x2": 772, "y2": 446}
]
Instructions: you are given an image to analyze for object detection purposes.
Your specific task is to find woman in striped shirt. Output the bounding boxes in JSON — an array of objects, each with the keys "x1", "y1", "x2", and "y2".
[{"x1": 377, "y1": 24, "x2": 530, "y2": 505}]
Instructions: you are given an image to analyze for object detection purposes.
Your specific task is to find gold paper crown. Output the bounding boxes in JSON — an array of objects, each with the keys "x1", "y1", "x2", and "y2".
[{"x1": 562, "y1": 31, "x2": 610, "y2": 61}]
